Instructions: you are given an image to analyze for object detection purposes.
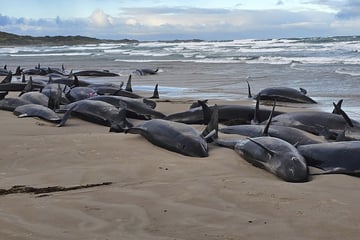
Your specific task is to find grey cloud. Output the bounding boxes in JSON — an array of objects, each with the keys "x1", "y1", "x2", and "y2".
[
  {"x1": 303, "y1": 0, "x2": 360, "y2": 19},
  {"x1": 0, "y1": 6, "x2": 359, "y2": 41},
  {"x1": 121, "y1": 7, "x2": 230, "y2": 15},
  {"x1": 15, "y1": 17, "x2": 26, "y2": 24},
  {"x1": 0, "y1": 16, "x2": 89, "y2": 37},
  {"x1": 336, "y1": 0, "x2": 360, "y2": 19},
  {"x1": 0, "y1": 14, "x2": 12, "y2": 26}
]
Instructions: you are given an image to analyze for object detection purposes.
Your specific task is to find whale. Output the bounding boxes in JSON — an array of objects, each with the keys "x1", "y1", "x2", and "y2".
[
  {"x1": 48, "y1": 75, "x2": 90, "y2": 87},
  {"x1": 19, "y1": 92, "x2": 49, "y2": 107},
  {"x1": 0, "y1": 66, "x2": 22, "y2": 76},
  {"x1": 219, "y1": 100, "x2": 323, "y2": 146},
  {"x1": 254, "y1": 87, "x2": 317, "y2": 104},
  {"x1": 134, "y1": 68, "x2": 159, "y2": 75},
  {"x1": 165, "y1": 99, "x2": 283, "y2": 125},
  {"x1": 112, "y1": 82, "x2": 159, "y2": 99},
  {"x1": 297, "y1": 141, "x2": 360, "y2": 176},
  {"x1": 14, "y1": 104, "x2": 63, "y2": 123},
  {"x1": 0, "y1": 91, "x2": 7, "y2": 100},
  {"x1": 23, "y1": 64, "x2": 50, "y2": 75},
  {"x1": 0, "y1": 65, "x2": 9, "y2": 76},
  {"x1": 125, "y1": 105, "x2": 218, "y2": 157},
  {"x1": 220, "y1": 125, "x2": 323, "y2": 146},
  {"x1": 214, "y1": 101, "x2": 309, "y2": 182},
  {"x1": 74, "y1": 70, "x2": 119, "y2": 77},
  {"x1": 0, "y1": 73, "x2": 45, "y2": 91},
  {"x1": 0, "y1": 97, "x2": 32, "y2": 111},
  {"x1": 246, "y1": 81, "x2": 317, "y2": 104},
  {"x1": 41, "y1": 83, "x2": 70, "y2": 105},
  {"x1": 65, "y1": 86, "x2": 97, "y2": 102},
  {"x1": 269, "y1": 110, "x2": 360, "y2": 137},
  {"x1": 215, "y1": 136, "x2": 309, "y2": 182},
  {"x1": 88, "y1": 95, "x2": 165, "y2": 119},
  {"x1": 59, "y1": 99, "x2": 132, "y2": 132}
]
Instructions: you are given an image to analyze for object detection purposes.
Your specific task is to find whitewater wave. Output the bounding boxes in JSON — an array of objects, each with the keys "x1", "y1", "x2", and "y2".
[{"x1": 1, "y1": 36, "x2": 360, "y2": 65}]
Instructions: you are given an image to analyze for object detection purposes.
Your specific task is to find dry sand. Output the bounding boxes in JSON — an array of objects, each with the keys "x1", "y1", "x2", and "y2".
[{"x1": 0, "y1": 98, "x2": 359, "y2": 240}]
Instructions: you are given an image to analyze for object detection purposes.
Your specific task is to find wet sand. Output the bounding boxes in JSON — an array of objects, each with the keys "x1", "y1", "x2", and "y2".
[{"x1": 0, "y1": 98, "x2": 359, "y2": 240}]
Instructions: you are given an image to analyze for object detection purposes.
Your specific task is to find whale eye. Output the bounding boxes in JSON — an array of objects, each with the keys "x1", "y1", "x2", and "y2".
[
  {"x1": 177, "y1": 143, "x2": 186, "y2": 150},
  {"x1": 291, "y1": 156, "x2": 297, "y2": 161}
]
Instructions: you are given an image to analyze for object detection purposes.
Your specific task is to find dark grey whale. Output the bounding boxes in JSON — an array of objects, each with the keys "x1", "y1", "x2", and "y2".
[
  {"x1": 247, "y1": 81, "x2": 316, "y2": 104},
  {"x1": 214, "y1": 102, "x2": 309, "y2": 182},
  {"x1": 254, "y1": 87, "x2": 317, "y2": 104},
  {"x1": 59, "y1": 99, "x2": 132, "y2": 132},
  {"x1": 88, "y1": 95, "x2": 165, "y2": 119},
  {"x1": 269, "y1": 110, "x2": 360, "y2": 137},
  {"x1": 14, "y1": 104, "x2": 62, "y2": 123},
  {"x1": 125, "y1": 105, "x2": 218, "y2": 157},
  {"x1": 219, "y1": 100, "x2": 323, "y2": 146},
  {"x1": 20, "y1": 92, "x2": 49, "y2": 107},
  {"x1": 74, "y1": 70, "x2": 119, "y2": 77},
  {"x1": 0, "y1": 98, "x2": 32, "y2": 111},
  {"x1": 165, "y1": 101, "x2": 283, "y2": 125},
  {"x1": 215, "y1": 136, "x2": 309, "y2": 182},
  {"x1": 134, "y1": 68, "x2": 159, "y2": 75},
  {"x1": 220, "y1": 124, "x2": 322, "y2": 146},
  {"x1": 65, "y1": 86, "x2": 97, "y2": 102},
  {"x1": 297, "y1": 141, "x2": 360, "y2": 176}
]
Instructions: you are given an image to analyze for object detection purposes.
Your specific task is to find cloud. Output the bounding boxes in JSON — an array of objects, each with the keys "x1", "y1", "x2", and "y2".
[
  {"x1": 336, "y1": 0, "x2": 360, "y2": 19},
  {"x1": 0, "y1": 14, "x2": 12, "y2": 26},
  {"x1": 89, "y1": 9, "x2": 115, "y2": 27},
  {"x1": 304, "y1": 0, "x2": 360, "y2": 18},
  {"x1": 0, "y1": 5, "x2": 360, "y2": 40},
  {"x1": 0, "y1": 16, "x2": 88, "y2": 37},
  {"x1": 121, "y1": 7, "x2": 248, "y2": 29}
]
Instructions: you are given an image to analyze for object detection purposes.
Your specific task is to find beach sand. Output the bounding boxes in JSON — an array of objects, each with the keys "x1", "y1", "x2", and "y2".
[{"x1": 0, "y1": 98, "x2": 359, "y2": 240}]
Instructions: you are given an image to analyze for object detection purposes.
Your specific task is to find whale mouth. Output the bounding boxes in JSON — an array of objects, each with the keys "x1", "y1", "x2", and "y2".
[{"x1": 283, "y1": 157, "x2": 309, "y2": 182}]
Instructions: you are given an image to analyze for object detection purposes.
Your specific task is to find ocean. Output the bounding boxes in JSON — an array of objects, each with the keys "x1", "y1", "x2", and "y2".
[{"x1": 1, "y1": 36, "x2": 360, "y2": 120}]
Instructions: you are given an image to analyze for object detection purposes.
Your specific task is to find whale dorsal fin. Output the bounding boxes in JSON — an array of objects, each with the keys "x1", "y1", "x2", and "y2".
[
  {"x1": 15, "y1": 66, "x2": 22, "y2": 76},
  {"x1": 332, "y1": 99, "x2": 343, "y2": 114},
  {"x1": 299, "y1": 88, "x2": 307, "y2": 95},
  {"x1": 332, "y1": 100, "x2": 354, "y2": 127},
  {"x1": 201, "y1": 104, "x2": 218, "y2": 142},
  {"x1": 48, "y1": 75, "x2": 53, "y2": 84},
  {"x1": 246, "y1": 80, "x2": 252, "y2": 98},
  {"x1": 48, "y1": 83, "x2": 62, "y2": 110},
  {"x1": 197, "y1": 100, "x2": 212, "y2": 125},
  {"x1": 150, "y1": 83, "x2": 159, "y2": 99},
  {"x1": 71, "y1": 75, "x2": 79, "y2": 88},
  {"x1": 262, "y1": 100, "x2": 276, "y2": 136},
  {"x1": 125, "y1": 75, "x2": 132, "y2": 92},
  {"x1": 19, "y1": 77, "x2": 33, "y2": 97},
  {"x1": 1, "y1": 71, "x2": 12, "y2": 83}
]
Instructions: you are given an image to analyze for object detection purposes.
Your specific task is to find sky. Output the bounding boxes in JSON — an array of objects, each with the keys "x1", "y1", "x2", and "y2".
[{"x1": 0, "y1": 0, "x2": 360, "y2": 40}]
